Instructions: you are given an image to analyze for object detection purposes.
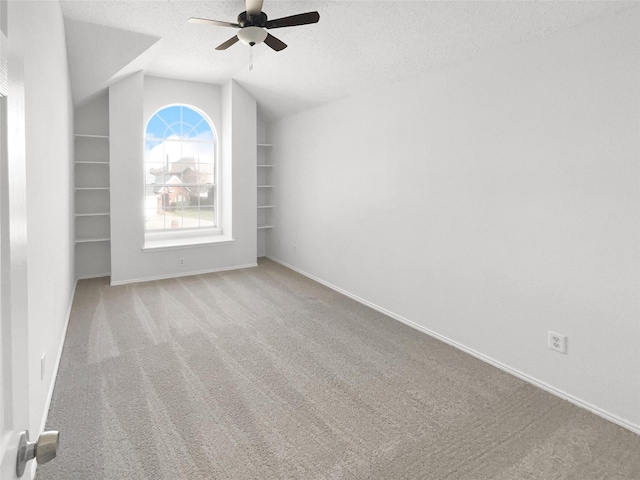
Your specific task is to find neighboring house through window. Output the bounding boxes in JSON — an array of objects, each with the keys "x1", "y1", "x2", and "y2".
[{"x1": 144, "y1": 104, "x2": 221, "y2": 247}]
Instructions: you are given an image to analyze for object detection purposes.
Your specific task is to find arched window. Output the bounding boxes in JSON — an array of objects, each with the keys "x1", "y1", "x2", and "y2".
[{"x1": 144, "y1": 105, "x2": 218, "y2": 237}]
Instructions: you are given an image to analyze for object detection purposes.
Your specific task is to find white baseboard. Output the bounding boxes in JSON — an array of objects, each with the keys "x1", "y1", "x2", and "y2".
[
  {"x1": 267, "y1": 256, "x2": 640, "y2": 436},
  {"x1": 109, "y1": 263, "x2": 258, "y2": 286},
  {"x1": 32, "y1": 278, "x2": 78, "y2": 479},
  {"x1": 39, "y1": 279, "x2": 77, "y2": 435}
]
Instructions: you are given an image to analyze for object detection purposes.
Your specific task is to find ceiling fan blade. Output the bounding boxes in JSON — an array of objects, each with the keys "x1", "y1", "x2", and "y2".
[
  {"x1": 246, "y1": 0, "x2": 264, "y2": 16},
  {"x1": 264, "y1": 33, "x2": 287, "y2": 51},
  {"x1": 216, "y1": 35, "x2": 240, "y2": 50},
  {"x1": 188, "y1": 17, "x2": 240, "y2": 28},
  {"x1": 265, "y1": 11, "x2": 320, "y2": 29}
]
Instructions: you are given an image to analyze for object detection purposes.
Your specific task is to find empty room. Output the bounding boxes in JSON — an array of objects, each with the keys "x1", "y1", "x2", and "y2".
[{"x1": 1, "y1": 0, "x2": 639, "y2": 478}]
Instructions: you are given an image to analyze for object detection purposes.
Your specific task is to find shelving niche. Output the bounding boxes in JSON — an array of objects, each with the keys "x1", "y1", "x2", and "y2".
[
  {"x1": 74, "y1": 134, "x2": 111, "y2": 279},
  {"x1": 257, "y1": 143, "x2": 274, "y2": 230},
  {"x1": 257, "y1": 143, "x2": 274, "y2": 258}
]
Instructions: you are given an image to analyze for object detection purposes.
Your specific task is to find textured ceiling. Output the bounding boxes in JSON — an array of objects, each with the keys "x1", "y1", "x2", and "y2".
[{"x1": 60, "y1": 0, "x2": 635, "y2": 120}]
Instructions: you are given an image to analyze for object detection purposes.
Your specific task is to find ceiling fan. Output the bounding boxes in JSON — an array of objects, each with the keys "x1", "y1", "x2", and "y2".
[{"x1": 188, "y1": 0, "x2": 320, "y2": 52}]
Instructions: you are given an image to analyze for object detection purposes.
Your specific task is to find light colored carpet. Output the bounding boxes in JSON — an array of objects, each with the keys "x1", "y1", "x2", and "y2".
[{"x1": 37, "y1": 258, "x2": 640, "y2": 479}]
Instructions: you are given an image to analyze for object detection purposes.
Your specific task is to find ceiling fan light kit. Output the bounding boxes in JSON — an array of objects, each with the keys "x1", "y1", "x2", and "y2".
[
  {"x1": 188, "y1": 0, "x2": 320, "y2": 52},
  {"x1": 237, "y1": 26, "x2": 267, "y2": 46}
]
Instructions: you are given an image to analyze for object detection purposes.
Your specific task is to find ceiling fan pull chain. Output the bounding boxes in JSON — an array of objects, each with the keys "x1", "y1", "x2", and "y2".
[{"x1": 249, "y1": 46, "x2": 254, "y2": 71}]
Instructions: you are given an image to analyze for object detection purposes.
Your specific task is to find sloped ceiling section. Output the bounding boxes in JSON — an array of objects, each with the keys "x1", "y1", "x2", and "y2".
[{"x1": 64, "y1": 17, "x2": 160, "y2": 106}]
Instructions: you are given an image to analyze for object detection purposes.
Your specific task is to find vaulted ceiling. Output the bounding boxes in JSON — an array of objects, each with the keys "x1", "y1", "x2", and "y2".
[{"x1": 60, "y1": 0, "x2": 634, "y2": 120}]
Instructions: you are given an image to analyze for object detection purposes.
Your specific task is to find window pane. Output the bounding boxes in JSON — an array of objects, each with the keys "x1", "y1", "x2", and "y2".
[
  {"x1": 146, "y1": 116, "x2": 167, "y2": 140},
  {"x1": 200, "y1": 185, "x2": 215, "y2": 207},
  {"x1": 158, "y1": 106, "x2": 181, "y2": 136},
  {"x1": 146, "y1": 207, "x2": 166, "y2": 231},
  {"x1": 198, "y1": 163, "x2": 214, "y2": 175},
  {"x1": 171, "y1": 208, "x2": 194, "y2": 228},
  {"x1": 145, "y1": 140, "x2": 164, "y2": 176},
  {"x1": 197, "y1": 163, "x2": 214, "y2": 185},
  {"x1": 181, "y1": 107, "x2": 204, "y2": 138},
  {"x1": 144, "y1": 105, "x2": 217, "y2": 233},
  {"x1": 197, "y1": 142, "x2": 215, "y2": 163},
  {"x1": 166, "y1": 214, "x2": 184, "y2": 229},
  {"x1": 195, "y1": 123, "x2": 214, "y2": 140},
  {"x1": 199, "y1": 207, "x2": 215, "y2": 227}
]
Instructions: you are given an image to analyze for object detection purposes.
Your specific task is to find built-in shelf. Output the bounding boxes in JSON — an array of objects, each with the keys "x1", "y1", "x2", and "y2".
[
  {"x1": 76, "y1": 237, "x2": 110, "y2": 244},
  {"x1": 74, "y1": 128, "x2": 111, "y2": 279},
  {"x1": 75, "y1": 134, "x2": 109, "y2": 139},
  {"x1": 257, "y1": 143, "x2": 274, "y2": 240}
]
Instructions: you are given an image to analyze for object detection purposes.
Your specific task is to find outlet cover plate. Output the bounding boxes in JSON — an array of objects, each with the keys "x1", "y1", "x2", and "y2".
[{"x1": 548, "y1": 331, "x2": 567, "y2": 354}]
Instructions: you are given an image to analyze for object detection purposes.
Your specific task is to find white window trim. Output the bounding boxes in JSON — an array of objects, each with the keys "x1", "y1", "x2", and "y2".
[
  {"x1": 143, "y1": 104, "x2": 222, "y2": 249},
  {"x1": 142, "y1": 228, "x2": 234, "y2": 252}
]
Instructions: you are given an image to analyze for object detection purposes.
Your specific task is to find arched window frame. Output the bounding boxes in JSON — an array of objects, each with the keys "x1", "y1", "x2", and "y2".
[{"x1": 143, "y1": 104, "x2": 223, "y2": 247}]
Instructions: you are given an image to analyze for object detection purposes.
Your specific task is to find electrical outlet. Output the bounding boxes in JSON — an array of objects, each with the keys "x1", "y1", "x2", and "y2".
[
  {"x1": 548, "y1": 331, "x2": 567, "y2": 354},
  {"x1": 41, "y1": 352, "x2": 46, "y2": 380},
  {"x1": 179, "y1": 257, "x2": 184, "y2": 266}
]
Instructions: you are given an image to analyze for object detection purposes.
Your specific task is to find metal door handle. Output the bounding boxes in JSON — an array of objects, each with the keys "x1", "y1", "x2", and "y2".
[{"x1": 16, "y1": 430, "x2": 60, "y2": 477}]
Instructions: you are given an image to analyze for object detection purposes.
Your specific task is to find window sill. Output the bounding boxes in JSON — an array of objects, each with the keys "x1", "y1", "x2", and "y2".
[{"x1": 142, "y1": 234, "x2": 234, "y2": 252}]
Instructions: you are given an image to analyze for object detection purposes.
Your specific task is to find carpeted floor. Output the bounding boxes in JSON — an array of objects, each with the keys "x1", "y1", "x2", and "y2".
[{"x1": 37, "y1": 258, "x2": 640, "y2": 479}]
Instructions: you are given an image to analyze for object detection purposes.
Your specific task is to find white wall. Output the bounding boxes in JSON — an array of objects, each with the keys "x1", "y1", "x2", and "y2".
[
  {"x1": 267, "y1": 9, "x2": 640, "y2": 430},
  {"x1": 226, "y1": 80, "x2": 258, "y2": 265},
  {"x1": 109, "y1": 76, "x2": 257, "y2": 284},
  {"x1": 75, "y1": 92, "x2": 109, "y2": 135},
  {"x1": 11, "y1": 0, "x2": 76, "y2": 443}
]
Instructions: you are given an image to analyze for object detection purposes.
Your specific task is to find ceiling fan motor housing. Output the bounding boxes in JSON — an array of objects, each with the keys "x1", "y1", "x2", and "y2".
[
  {"x1": 237, "y1": 11, "x2": 269, "y2": 46},
  {"x1": 238, "y1": 11, "x2": 268, "y2": 28}
]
